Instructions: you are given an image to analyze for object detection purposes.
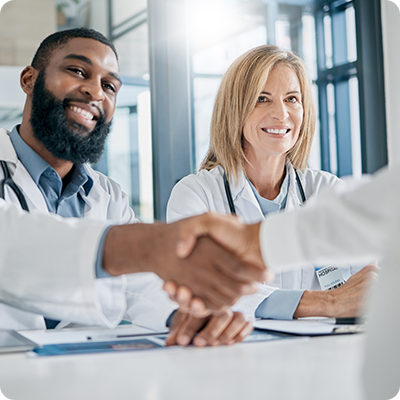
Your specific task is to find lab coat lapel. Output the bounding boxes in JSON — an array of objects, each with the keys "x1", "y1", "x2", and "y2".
[
  {"x1": 80, "y1": 168, "x2": 110, "y2": 220},
  {"x1": 0, "y1": 128, "x2": 17, "y2": 160},
  {"x1": 12, "y1": 161, "x2": 49, "y2": 212},
  {"x1": 229, "y1": 169, "x2": 265, "y2": 222}
]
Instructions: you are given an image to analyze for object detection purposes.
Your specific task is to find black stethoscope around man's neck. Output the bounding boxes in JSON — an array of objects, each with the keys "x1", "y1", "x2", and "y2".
[
  {"x1": 223, "y1": 169, "x2": 307, "y2": 216},
  {"x1": 0, "y1": 161, "x2": 30, "y2": 211}
]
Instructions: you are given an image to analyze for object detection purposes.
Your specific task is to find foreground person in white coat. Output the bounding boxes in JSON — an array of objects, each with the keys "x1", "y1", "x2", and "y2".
[
  {"x1": 167, "y1": 45, "x2": 376, "y2": 323},
  {"x1": 0, "y1": 28, "x2": 259, "y2": 345},
  {"x1": 169, "y1": 161, "x2": 400, "y2": 400}
]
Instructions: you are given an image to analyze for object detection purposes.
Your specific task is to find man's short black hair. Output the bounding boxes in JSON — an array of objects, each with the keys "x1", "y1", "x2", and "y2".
[{"x1": 31, "y1": 27, "x2": 118, "y2": 71}]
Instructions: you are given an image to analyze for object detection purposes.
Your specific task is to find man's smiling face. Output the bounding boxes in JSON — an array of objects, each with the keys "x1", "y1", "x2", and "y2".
[{"x1": 29, "y1": 37, "x2": 122, "y2": 164}]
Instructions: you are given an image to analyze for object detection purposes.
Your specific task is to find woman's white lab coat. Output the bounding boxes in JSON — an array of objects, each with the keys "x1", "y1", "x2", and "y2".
[
  {"x1": 0, "y1": 128, "x2": 175, "y2": 331},
  {"x1": 167, "y1": 163, "x2": 363, "y2": 319}
]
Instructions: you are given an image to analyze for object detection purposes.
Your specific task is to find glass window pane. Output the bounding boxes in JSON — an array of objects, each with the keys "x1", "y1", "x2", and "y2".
[
  {"x1": 332, "y1": 10, "x2": 348, "y2": 67},
  {"x1": 275, "y1": 19, "x2": 291, "y2": 50},
  {"x1": 192, "y1": 27, "x2": 266, "y2": 75},
  {"x1": 56, "y1": 0, "x2": 91, "y2": 30},
  {"x1": 302, "y1": 14, "x2": 317, "y2": 80},
  {"x1": 346, "y1": 6, "x2": 357, "y2": 63},
  {"x1": 93, "y1": 82, "x2": 153, "y2": 222},
  {"x1": 106, "y1": 107, "x2": 133, "y2": 203},
  {"x1": 349, "y1": 77, "x2": 362, "y2": 178},
  {"x1": 113, "y1": 22, "x2": 149, "y2": 78},
  {"x1": 193, "y1": 77, "x2": 221, "y2": 167},
  {"x1": 324, "y1": 15, "x2": 333, "y2": 69},
  {"x1": 327, "y1": 83, "x2": 337, "y2": 175},
  {"x1": 112, "y1": 0, "x2": 146, "y2": 27},
  {"x1": 308, "y1": 83, "x2": 321, "y2": 170},
  {"x1": 137, "y1": 90, "x2": 154, "y2": 222}
]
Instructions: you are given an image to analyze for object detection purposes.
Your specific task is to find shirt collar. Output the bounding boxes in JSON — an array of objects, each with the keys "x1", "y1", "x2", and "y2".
[
  {"x1": 9, "y1": 126, "x2": 51, "y2": 185},
  {"x1": 70, "y1": 163, "x2": 93, "y2": 197}
]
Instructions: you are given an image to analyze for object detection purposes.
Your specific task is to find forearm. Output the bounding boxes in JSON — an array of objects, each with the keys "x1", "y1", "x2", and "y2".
[
  {"x1": 293, "y1": 290, "x2": 333, "y2": 318},
  {"x1": 102, "y1": 223, "x2": 170, "y2": 277},
  {"x1": 293, "y1": 264, "x2": 375, "y2": 318},
  {"x1": 103, "y1": 216, "x2": 268, "y2": 314}
]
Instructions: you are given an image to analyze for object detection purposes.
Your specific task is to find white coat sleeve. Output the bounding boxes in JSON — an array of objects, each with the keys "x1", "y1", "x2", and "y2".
[
  {"x1": 123, "y1": 273, "x2": 177, "y2": 332},
  {"x1": 96, "y1": 174, "x2": 176, "y2": 330},
  {"x1": 90, "y1": 176, "x2": 137, "y2": 329},
  {"x1": 260, "y1": 163, "x2": 400, "y2": 270},
  {"x1": 0, "y1": 200, "x2": 113, "y2": 326}
]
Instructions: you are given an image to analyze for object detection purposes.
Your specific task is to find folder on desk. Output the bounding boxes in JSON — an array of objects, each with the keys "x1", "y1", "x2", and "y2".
[
  {"x1": 31, "y1": 337, "x2": 165, "y2": 357},
  {"x1": 0, "y1": 330, "x2": 38, "y2": 353},
  {"x1": 19, "y1": 324, "x2": 168, "y2": 357},
  {"x1": 254, "y1": 318, "x2": 365, "y2": 336}
]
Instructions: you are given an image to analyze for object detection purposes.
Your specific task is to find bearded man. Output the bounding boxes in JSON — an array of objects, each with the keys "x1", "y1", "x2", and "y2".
[{"x1": 0, "y1": 28, "x2": 256, "y2": 346}]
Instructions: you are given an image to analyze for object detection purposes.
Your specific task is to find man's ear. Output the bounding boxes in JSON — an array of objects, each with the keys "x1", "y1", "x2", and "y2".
[{"x1": 20, "y1": 66, "x2": 38, "y2": 95}]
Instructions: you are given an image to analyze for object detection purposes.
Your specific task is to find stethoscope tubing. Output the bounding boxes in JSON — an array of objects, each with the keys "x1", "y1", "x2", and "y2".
[{"x1": 0, "y1": 161, "x2": 30, "y2": 211}]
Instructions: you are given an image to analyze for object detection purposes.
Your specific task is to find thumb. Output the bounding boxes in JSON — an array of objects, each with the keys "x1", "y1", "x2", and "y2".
[{"x1": 175, "y1": 214, "x2": 214, "y2": 258}]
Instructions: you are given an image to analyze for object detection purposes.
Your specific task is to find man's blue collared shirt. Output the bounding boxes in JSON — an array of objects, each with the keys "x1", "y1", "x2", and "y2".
[{"x1": 9, "y1": 127, "x2": 93, "y2": 218}]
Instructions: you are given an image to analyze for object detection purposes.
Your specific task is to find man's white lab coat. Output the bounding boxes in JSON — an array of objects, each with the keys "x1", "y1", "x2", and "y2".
[{"x1": 0, "y1": 128, "x2": 175, "y2": 331}]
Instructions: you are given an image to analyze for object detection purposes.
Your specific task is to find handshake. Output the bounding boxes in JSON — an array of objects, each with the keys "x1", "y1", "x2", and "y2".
[
  {"x1": 163, "y1": 213, "x2": 268, "y2": 316},
  {"x1": 102, "y1": 213, "x2": 269, "y2": 345}
]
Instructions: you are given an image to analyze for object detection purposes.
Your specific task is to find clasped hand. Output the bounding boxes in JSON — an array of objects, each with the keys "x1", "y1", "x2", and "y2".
[{"x1": 163, "y1": 213, "x2": 268, "y2": 346}]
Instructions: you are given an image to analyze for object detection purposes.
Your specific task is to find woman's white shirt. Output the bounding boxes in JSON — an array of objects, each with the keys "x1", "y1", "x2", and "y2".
[{"x1": 167, "y1": 163, "x2": 363, "y2": 320}]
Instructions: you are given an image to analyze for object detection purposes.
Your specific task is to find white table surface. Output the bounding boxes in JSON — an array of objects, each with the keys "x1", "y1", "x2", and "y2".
[{"x1": 0, "y1": 333, "x2": 366, "y2": 400}]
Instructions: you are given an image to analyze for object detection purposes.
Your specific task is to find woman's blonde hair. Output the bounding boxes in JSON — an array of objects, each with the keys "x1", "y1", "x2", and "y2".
[{"x1": 200, "y1": 44, "x2": 316, "y2": 182}]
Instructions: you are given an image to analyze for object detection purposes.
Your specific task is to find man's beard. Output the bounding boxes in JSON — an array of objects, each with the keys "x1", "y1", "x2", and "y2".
[{"x1": 30, "y1": 70, "x2": 112, "y2": 164}]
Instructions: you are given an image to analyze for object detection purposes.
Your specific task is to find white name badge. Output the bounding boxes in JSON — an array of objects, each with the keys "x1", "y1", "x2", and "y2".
[{"x1": 315, "y1": 265, "x2": 345, "y2": 291}]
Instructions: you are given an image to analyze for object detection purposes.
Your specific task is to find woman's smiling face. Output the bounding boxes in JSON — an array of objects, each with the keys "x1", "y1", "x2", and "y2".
[{"x1": 242, "y1": 64, "x2": 304, "y2": 161}]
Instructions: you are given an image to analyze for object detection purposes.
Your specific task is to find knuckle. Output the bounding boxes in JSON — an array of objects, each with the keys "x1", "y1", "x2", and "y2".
[
  {"x1": 233, "y1": 312, "x2": 246, "y2": 324},
  {"x1": 234, "y1": 283, "x2": 247, "y2": 297},
  {"x1": 228, "y1": 261, "x2": 244, "y2": 275},
  {"x1": 201, "y1": 330, "x2": 217, "y2": 342},
  {"x1": 237, "y1": 323, "x2": 253, "y2": 339}
]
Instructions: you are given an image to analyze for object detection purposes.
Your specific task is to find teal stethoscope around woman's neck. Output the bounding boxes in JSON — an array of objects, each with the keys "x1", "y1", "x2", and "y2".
[{"x1": 223, "y1": 169, "x2": 307, "y2": 215}]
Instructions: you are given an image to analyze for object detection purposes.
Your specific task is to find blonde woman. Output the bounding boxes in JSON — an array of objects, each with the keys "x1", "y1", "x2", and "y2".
[{"x1": 167, "y1": 45, "x2": 376, "y2": 321}]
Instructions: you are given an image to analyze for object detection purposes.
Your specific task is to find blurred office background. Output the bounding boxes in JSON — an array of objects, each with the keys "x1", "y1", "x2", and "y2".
[{"x1": 0, "y1": 0, "x2": 399, "y2": 221}]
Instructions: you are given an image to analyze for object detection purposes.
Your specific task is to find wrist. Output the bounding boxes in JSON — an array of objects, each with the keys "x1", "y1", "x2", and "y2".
[
  {"x1": 245, "y1": 222, "x2": 264, "y2": 269},
  {"x1": 293, "y1": 290, "x2": 333, "y2": 318}
]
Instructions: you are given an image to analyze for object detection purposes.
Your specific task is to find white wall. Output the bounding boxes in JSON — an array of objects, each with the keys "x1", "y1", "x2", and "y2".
[
  {"x1": 381, "y1": 0, "x2": 400, "y2": 165},
  {"x1": 0, "y1": 0, "x2": 56, "y2": 66}
]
